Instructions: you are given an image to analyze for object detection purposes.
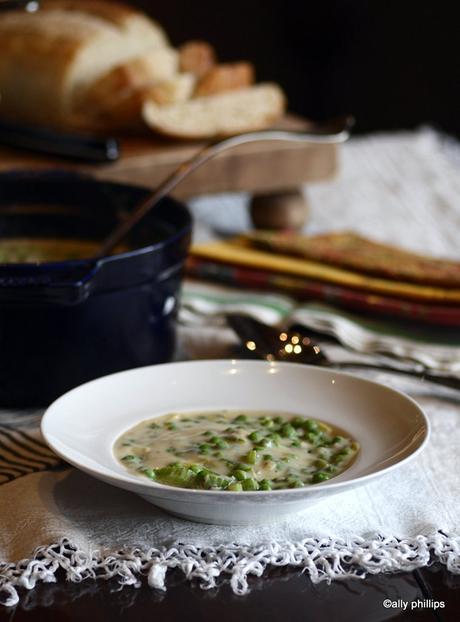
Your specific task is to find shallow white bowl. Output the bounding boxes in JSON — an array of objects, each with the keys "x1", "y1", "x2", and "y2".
[{"x1": 41, "y1": 360, "x2": 429, "y2": 525}]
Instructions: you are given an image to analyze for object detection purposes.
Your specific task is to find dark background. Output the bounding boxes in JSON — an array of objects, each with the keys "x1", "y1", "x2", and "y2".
[{"x1": 133, "y1": 0, "x2": 460, "y2": 137}]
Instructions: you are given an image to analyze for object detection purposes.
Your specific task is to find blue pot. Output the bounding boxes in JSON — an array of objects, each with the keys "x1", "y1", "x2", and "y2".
[{"x1": 0, "y1": 171, "x2": 192, "y2": 406}]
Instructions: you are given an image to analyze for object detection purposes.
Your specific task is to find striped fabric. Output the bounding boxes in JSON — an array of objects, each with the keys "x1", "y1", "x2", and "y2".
[{"x1": 0, "y1": 413, "x2": 61, "y2": 486}]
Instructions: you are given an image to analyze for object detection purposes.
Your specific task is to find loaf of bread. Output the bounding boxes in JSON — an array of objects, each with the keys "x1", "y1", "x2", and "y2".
[
  {"x1": 0, "y1": 0, "x2": 169, "y2": 128},
  {"x1": 0, "y1": 1, "x2": 286, "y2": 137},
  {"x1": 142, "y1": 84, "x2": 286, "y2": 140}
]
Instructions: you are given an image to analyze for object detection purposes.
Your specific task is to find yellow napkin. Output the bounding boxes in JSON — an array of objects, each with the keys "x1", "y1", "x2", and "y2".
[{"x1": 191, "y1": 240, "x2": 460, "y2": 304}]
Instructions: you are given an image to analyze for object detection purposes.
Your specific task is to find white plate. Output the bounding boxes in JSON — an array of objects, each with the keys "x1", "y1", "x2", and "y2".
[{"x1": 41, "y1": 360, "x2": 429, "y2": 525}]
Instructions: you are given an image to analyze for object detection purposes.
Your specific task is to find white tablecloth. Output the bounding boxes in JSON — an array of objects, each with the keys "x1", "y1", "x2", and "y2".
[{"x1": 1, "y1": 128, "x2": 460, "y2": 607}]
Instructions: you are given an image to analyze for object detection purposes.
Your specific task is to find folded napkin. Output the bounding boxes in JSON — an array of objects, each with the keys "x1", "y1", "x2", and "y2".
[
  {"x1": 190, "y1": 238, "x2": 460, "y2": 304},
  {"x1": 181, "y1": 281, "x2": 460, "y2": 372},
  {"x1": 186, "y1": 255, "x2": 460, "y2": 327},
  {"x1": 244, "y1": 231, "x2": 460, "y2": 288}
]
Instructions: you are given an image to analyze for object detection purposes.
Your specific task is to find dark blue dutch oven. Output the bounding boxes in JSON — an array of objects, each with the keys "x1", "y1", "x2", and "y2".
[{"x1": 0, "y1": 171, "x2": 192, "y2": 407}]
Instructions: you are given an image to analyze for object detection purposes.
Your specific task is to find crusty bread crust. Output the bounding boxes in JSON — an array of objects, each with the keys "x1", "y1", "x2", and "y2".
[
  {"x1": 142, "y1": 83, "x2": 286, "y2": 140},
  {"x1": 179, "y1": 40, "x2": 217, "y2": 78},
  {"x1": 148, "y1": 73, "x2": 196, "y2": 106},
  {"x1": 195, "y1": 62, "x2": 255, "y2": 97}
]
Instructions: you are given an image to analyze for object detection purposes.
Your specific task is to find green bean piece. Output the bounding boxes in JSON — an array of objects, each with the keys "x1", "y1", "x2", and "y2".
[
  {"x1": 288, "y1": 479, "x2": 304, "y2": 488},
  {"x1": 227, "y1": 482, "x2": 243, "y2": 491},
  {"x1": 140, "y1": 467, "x2": 156, "y2": 479},
  {"x1": 188, "y1": 464, "x2": 204, "y2": 474},
  {"x1": 246, "y1": 449, "x2": 258, "y2": 464},
  {"x1": 236, "y1": 462, "x2": 252, "y2": 471},
  {"x1": 242, "y1": 478, "x2": 259, "y2": 491}
]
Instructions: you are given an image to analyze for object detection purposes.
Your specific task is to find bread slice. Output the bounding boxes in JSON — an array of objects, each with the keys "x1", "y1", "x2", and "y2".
[
  {"x1": 195, "y1": 62, "x2": 254, "y2": 97},
  {"x1": 142, "y1": 83, "x2": 286, "y2": 140},
  {"x1": 148, "y1": 73, "x2": 196, "y2": 106},
  {"x1": 179, "y1": 40, "x2": 216, "y2": 78},
  {"x1": 0, "y1": 0, "x2": 169, "y2": 128},
  {"x1": 84, "y1": 72, "x2": 196, "y2": 131}
]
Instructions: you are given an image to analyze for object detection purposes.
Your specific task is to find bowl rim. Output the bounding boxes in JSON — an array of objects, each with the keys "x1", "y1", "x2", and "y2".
[{"x1": 41, "y1": 359, "x2": 430, "y2": 498}]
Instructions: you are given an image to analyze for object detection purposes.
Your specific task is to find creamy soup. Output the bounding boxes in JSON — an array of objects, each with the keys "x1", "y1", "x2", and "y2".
[
  {"x1": 0, "y1": 238, "x2": 128, "y2": 263},
  {"x1": 114, "y1": 410, "x2": 359, "y2": 491}
]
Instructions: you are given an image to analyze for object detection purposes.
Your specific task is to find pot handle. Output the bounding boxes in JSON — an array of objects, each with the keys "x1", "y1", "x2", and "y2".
[{"x1": 0, "y1": 261, "x2": 99, "y2": 306}]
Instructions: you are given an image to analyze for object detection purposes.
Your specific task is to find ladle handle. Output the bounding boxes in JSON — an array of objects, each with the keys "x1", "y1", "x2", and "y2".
[{"x1": 96, "y1": 116, "x2": 354, "y2": 258}]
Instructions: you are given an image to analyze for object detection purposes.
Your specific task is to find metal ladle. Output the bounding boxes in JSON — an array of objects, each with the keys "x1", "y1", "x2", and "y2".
[{"x1": 96, "y1": 115, "x2": 354, "y2": 258}]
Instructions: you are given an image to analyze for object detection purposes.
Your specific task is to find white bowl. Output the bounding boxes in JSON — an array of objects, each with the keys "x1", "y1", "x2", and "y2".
[{"x1": 41, "y1": 360, "x2": 429, "y2": 525}]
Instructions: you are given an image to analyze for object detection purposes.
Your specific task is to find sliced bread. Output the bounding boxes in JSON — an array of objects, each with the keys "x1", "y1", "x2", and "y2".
[
  {"x1": 178, "y1": 40, "x2": 217, "y2": 78},
  {"x1": 195, "y1": 62, "x2": 255, "y2": 97},
  {"x1": 142, "y1": 83, "x2": 286, "y2": 140}
]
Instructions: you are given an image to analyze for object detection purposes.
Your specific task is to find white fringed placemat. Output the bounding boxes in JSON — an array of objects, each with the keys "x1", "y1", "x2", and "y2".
[{"x1": 2, "y1": 128, "x2": 460, "y2": 606}]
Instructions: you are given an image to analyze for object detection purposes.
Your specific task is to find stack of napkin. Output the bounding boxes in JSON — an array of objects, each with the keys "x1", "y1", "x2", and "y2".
[{"x1": 187, "y1": 231, "x2": 460, "y2": 327}]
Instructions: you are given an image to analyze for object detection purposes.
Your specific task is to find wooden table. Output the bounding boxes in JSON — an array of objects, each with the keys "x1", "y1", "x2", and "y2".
[{"x1": 0, "y1": 115, "x2": 337, "y2": 230}]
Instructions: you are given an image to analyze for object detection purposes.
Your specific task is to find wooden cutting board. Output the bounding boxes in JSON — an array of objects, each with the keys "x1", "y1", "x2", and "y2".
[{"x1": 0, "y1": 115, "x2": 337, "y2": 198}]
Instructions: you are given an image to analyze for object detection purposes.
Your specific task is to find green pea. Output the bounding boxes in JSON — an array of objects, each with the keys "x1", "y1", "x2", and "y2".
[
  {"x1": 234, "y1": 469, "x2": 250, "y2": 481},
  {"x1": 288, "y1": 479, "x2": 304, "y2": 488},
  {"x1": 236, "y1": 462, "x2": 252, "y2": 471},
  {"x1": 262, "y1": 454, "x2": 273, "y2": 462},
  {"x1": 280, "y1": 423, "x2": 297, "y2": 439},
  {"x1": 312, "y1": 471, "x2": 331, "y2": 483},
  {"x1": 314, "y1": 458, "x2": 329, "y2": 469},
  {"x1": 302, "y1": 419, "x2": 319, "y2": 433},
  {"x1": 255, "y1": 438, "x2": 272, "y2": 449},
  {"x1": 122, "y1": 455, "x2": 141, "y2": 464},
  {"x1": 198, "y1": 443, "x2": 211, "y2": 455},
  {"x1": 290, "y1": 439, "x2": 301, "y2": 448},
  {"x1": 259, "y1": 479, "x2": 272, "y2": 490},
  {"x1": 248, "y1": 431, "x2": 262, "y2": 442},
  {"x1": 213, "y1": 438, "x2": 229, "y2": 449},
  {"x1": 234, "y1": 415, "x2": 248, "y2": 423}
]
